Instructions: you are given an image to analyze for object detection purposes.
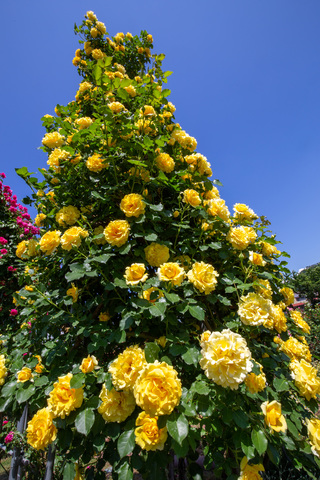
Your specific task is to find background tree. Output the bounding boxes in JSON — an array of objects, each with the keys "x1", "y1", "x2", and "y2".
[{"x1": 292, "y1": 265, "x2": 320, "y2": 307}]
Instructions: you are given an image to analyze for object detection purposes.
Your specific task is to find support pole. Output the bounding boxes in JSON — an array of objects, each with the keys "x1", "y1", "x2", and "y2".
[
  {"x1": 44, "y1": 444, "x2": 56, "y2": 480},
  {"x1": 9, "y1": 404, "x2": 28, "y2": 480}
]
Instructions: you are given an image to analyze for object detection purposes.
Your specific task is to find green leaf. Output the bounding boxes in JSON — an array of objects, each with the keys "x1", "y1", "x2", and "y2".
[
  {"x1": 149, "y1": 203, "x2": 163, "y2": 211},
  {"x1": 251, "y1": 429, "x2": 268, "y2": 455},
  {"x1": 167, "y1": 412, "x2": 189, "y2": 445},
  {"x1": 273, "y1": 376, "x2": 290, "y2": 392},
  {"x1": 240, "y1": 434, "x2": 255, "y2": 460},
  {"x1": 188, "y1": 305, "x2": 205, "y2": 321},
  {"x1": 15, "y1": 166, "x2": 30, "y2": 178},
  {"x1": 0, "y1": 396, "x2": 12, "y2": 412},
  {"x1": 117, "y1": 429, "x2": 135, "y2": 458},
  {"x1": 145, "y1": 233, "x2": 158, "y2": 241},
  {"x1": 70, "y1": 373, "x2": 85, "y2": 389},
  {"x1": 34, "y1": 376, "x2": 49, "y2": 387},
  {"x1": 149, "y1": 301, "x2": 166, "y2": 317},
  {"x1": 217, "y1": 295, "x2": 232, "y2": 306},
  {"x1": 232, "y1": 410, "x2": 249, "y2": 429},
  {"x1": 1, "y1": 380, "x2": 17, "y2": 397},
  {"x1": 267, "y1": 444, "x2": 280, "y2": 465},
  {"x1": 75, "y1": 408, "x2": 95, "y2": 435},
  {"x1": 117, "y1": 462, "x2": 133, "y2": 480},
  {"x1": 91, "y1": 254, "x2": 114, "y2": 263},
  {"x1": 145, "y1": 343, "x2": 160, "y2": 363},
  {"x1": 119, "y1": 315, "x2": 134, "y2": 330},
  {"x1": 63, "y1": 462, "x2": 76, "y2": 480},
  {"x1": 192, "y1": 380, "x2": 210, "y2": 395},
  {"x1": 181, "y1": 347, "x2": 200, "y2": 366},
  {"x1": 16, "y1": 384, "x2": 35, "y2": 404},
  {"x1": 165, "y1": 292, "x2": 180, "y2": 303}
]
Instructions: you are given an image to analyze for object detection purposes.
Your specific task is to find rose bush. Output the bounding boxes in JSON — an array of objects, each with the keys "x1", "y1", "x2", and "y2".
[{"x1": 1, "y1": 11, "x2": 320, "y2": 480}]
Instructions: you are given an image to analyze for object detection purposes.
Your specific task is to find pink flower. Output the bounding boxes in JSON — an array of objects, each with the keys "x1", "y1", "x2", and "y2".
[
  {"x1": 0, "y1": 249, "x2": 8, "y2": 255},
  {"x1": 0, "y1": 237, "x2": 8, "y2": 245},
  {"x1": 7, "y1": 266, "x2": 17, "y2": 272},
  {"x1": 0, "y1": 172, "x2": 6, "y2": 178},
  {"x1": 2, "y1": 420, "x2": 8, "y2": 426},
  {"x1": 4, "y1": 432, "x2": 14, "y2": 444},
  {"x1": 10, "y1": 309, "x2": 18, "y2": 316}
]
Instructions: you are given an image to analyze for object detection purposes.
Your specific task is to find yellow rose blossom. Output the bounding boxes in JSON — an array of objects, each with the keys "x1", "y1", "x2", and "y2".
[
  {"x1": 289, "y1": 359, "x2": 320, "y2": 401},
  {"x1": 233, "y1": 203, "x2": 258, "y2": 221},
  {"x1": 271, "y1": 305, "x2": 287, "y2": 333},
  {"x1": 200, "y1": 331, "x2": 211, "y2": 343},
  {"x1": 157, "y1": 262, "x2": 185, "y2": 286},
  {"x1": 99, "y1": 312, "x2": 110, "y2": 322},
  {"x1": 200, "y1": 329, "x2": 253, "y2": 390},
  {"x1": 17, "y1": 367, "x2": 33, "y2": 383},
  {"x1": 67, "y1": 283, "x2": 78, "y2": 303},
  {"x1": 202, "y1": 186, "x2": 220, "y2": 200},
  {"x1": 80, "y1": 355, "x2": 98, "y2": 374},
  {"x1": 290, "y1": 310, "x2": 310, "y2": 334},
  {"x1": 47, "y1": 373, "x2": 83, "y2": 419},
  {"x1": 96, "y1": 21, "x2": 106, "y2": 34},
  {"x1": 239, "y1": 457, "x2": 264, "y2": 480},
  {"x1": 170, "y1": 128, "x2": 197, "y2": 151},
  {"x1": 98, "y1": 384, "x2": 136, "y2": 423},
  {"x1": 134, "y1": 361, "x2": 182, "y2": 416},
  {"x1": 128, "y1": 167, "x2": 150, "y2": 182},
  {"x1": 93, "y1": 226, "x2": 107, "y2": 245},
  {"x1": 74, "y1": 464, "x2": 84, "y2": 480},
  {"x1": 182, "y1": 189, "x2": 201, "y2": 207},
  {"x1": 135, "y1": 118, "x2": 157, "y2": 135},
  {"x1": 280, "y1": 337, "x2": 312, "y2": 362},
  {"x1": 261, "y1": 400, "x2": 287, "y2": 433},
  {"x1": 307, "y1": 418, "x2": 320, "y2": 457},
  {"x1": 42, "y1": 131, "x2": 64, "y2": 149},
  {"x1": 206, "y1": 198, "x2": 230, "y2": 222},
  {"x1": 39, "y1": 231, "x2": 61, "y2": 255},
  {"x1": 75, "y1": 117, "x2": 93, "y2": 129},
  {"x1": 184, "y1": 153, "x2": 212, "y2": 176},
  {"x1": 238, "y1": 293, "x2": 272, "y2": 327},
  {"x1": 108, "y1": 102, "x2": 127, "y2": 114},
  {"x1": 280, "y1": 287, "x2": 295, "y2": 306},
  {"x1": 140, "y1": 105, "x2": 156, "y2": 116},
  {"x1": 144, "y1": 243, "x2": 170, "y2": 267},
  {"x1": 227, "y1": 226, "x2": 257, "y2": 250},
  {"x1": 16, "y1": 240, "x2": 28, "y2": 259},
  {"x1": 86, "y1": 11, "x2": 97, "y2": 21},
  {"x1": 34, "y1": 213, "x2": 46, "y2": 227},
  {"x1": 254, "y1": 278, "x2": 272, "y2": 300},
  {"x1": 34, "y1": 356, "x2": 45, "y2": 374},
  {"x1": 86, "y1": 153, "x2": 108, "y2": 172},
  {"x1": 124, "y1": 85, "x2": 137, "y2": 97},
  {"x1": 60, "y1": 227, "x2": 89, "y2": 251},
  {"x1": 187, "y1": 261, "x2": 219, "y2": 294},
  {"x1": 26, "y1": 408, "x2": 57, "y2": 450},
  {"x1": 244, "y1": 364, "x2": 266, "y2": 394},
  {"x1": 90, "y1": 27, "x2": 99, "y2": 38},
  {"x1": 104, "y1": 220, "x2": 130, "y2": 247},
  {"x1": 120, "y1": 193, "x2": 145, "y2": 217},
  {"x1": 142, "y1": 287, "x2": 164, "y2": 303},
  {"x1": 109, "y1": 346, "x2": 147, "y2": 391},
  {"x1": 135, "y1": 411, "x2": 168, "y2": 451},
  {"x1": 24, "y1": 285, "x2": 33, "y2": 292},
  {"x1": 155, "y1": 153, "x2": 175, "y2": 173},
  {"x1": 260, "y1": 241, "x2": 281, "y2": 256},
  {"x1": 155, "y1": 336, "x2": 167, "y2": 348},
  {"x1": 173, "y1": 210, "x2": 179, "y2": 218},
  {"x1": 91, "y1": 49, "x2": 105, "y2": 60},
  {"x1": 249, "y1": 251, "x2": 266, "y2": 266},
  {"x1": 0, "y1": 356, "x2": 7, "y2": 386},
  {"x1": 55, "y1": 205, "x2": 80, "y2": 227},
  {"x1": 124, "y1": 264, "x2": 148, "y2": 285}
]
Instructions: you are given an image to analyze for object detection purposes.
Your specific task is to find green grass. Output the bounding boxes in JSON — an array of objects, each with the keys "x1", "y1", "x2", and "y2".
[{"x1": 0, "y1": 455, "x2": 10, "y2": 479}]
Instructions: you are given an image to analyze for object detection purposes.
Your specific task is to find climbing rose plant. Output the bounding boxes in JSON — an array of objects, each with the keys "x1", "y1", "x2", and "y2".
[{"x1": 1, "y1": 11, "x2": 320, "y2": 480}]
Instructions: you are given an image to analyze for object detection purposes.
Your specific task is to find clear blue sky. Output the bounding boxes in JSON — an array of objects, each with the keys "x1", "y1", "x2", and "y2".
[{"x1": 1, "y1": 0, "x2": 320, "y2": 272}]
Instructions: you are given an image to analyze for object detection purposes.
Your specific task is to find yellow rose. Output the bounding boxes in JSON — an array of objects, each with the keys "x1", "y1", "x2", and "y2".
[
  {"x1": 120, "y1": 193, "x2": 145, "y2": 217},
  {"x1": 200, "y1": 329, "x2": 252, "y2": 390},
  {"x1": 239, "y1": 457, "x2": 264, "y2": 480},
  {"x1": 124, "y1": 263, "x2": 148, "y2": 285},
  {"x1": 80, "y1": 355, "x2": 98, "y2": 373},
  {"x1": 233, "y1": 203, "x2": 257, "y2": 222},
  {"x1": 244, "y1": 370, "x2": 266, "y2": 394},
  {"x1": 48, "y1": 373, "x2": 83, "y2": 419},
  {"x1": 86, "y1": 153, "x2": 108, "y2": 172},
  {"x1": 108, "y1": 102, "x2": 127, "y2": 114},
  {"x1": 182, "y1": 189, "x2": 201, "y2": 207},
  {"x1": 42, "y1": 131, "x2": 64, "y2": 149},
  {"x1": 135, "y1": 411, "x2": 168, "y2": 451},
  {"x1": 156, "y1": 153, "x2": 175, "y2": 173},
  {"x1": 307, "y1": 418, "x2": 320, "y2": 457},
  {"x1": 93, "y1": 226, "x2": 107, "y2": 245},
  {"x1": 254, "y1": 278, "x2": 272, "y2": 300},
  {"x1": 99, "y1": 312, "x2": 110, "y2": 322},
  {"x1": 184, "y1": 153, "x2": 212, "y2": 176},
  {"x1": 91, "y1": 49, "x2": 105, "y2": 60},
  {"x1": 55, "y1": 206, "x2": 80, "y2": 227},
  {"x1": 34, "y1": 213, "x2": 47, "y2": 227},
  {"x1": 280, "y1": 337, "x2": 312, "y2": 362},
  {"x1": 157, "y1": 262, "x2": 185, "y2": 286},
  {"x1": 142, "y1": 287, "x2": 163, "y2": 303},
  {"x1": 98, "y1": 384, "x2": 136, "y2": 423},
  {"x1": 104, "y1": 220, "x2": 130, "y2": 247},
  {"x1": 124, "y1": 85, "x2": 136, "y2": 97},
  {"x1": 249, "y1": 251, "x2": 266, "y2": 266},
  {"x1": 16, "y1": 240, "x2": 28, "y2": 259},
  {"x1": 0, "y1": 355, "x2": 7, "y2": 386},
  {"x1": 26, "y1": 408, "x2": 57, "y2": 450},
  {"x1": 205, "y1": 198, "x2": 230, "y2": 222},
  {"x1": 144, "y1": 243, "x2": 170, "y2": 267},
  {"x1": 134, "y1": 361, "x2": 182, "y2": 416},
  {"x1": 86, "y1": 11, "x2": 97, "y2": 21},
  {"x1": 96, "y1": 21, "x2": 106, "y2": 34},
  {"x1": 39, "y1": 231, "x2": 61, "y2": 255},
  {"x1": 140, "y1": 105, "x2": 156, "y2": 116},
  {"x1": 227, "y1": 226, "x2": 257, "y2": 250},
  {"x1": 290, "y1": 310, "x2": 310, "y2": 334},
  {"x1": 17, "y1": 367, "x2": 33, "y2": 383},
  {"x1": 280, "y1": 287, "x2": 295, "y2": 306},
  {"x1": 60, "y1": 227, "x2": 89, "y2": 251},
  {"x1": 67, "y1": 283, "x2": 78, "y2": 303},
  {"x1": 187, "y1": 261, "x2": 219, "y2": 294},
  {"x1": 75, "y1": 116, "x2": 93, "y2": 129},
  {"x1": 289, "y1": 359, "x2": 320, "y2": 401},
  {"x1": 109, "y1": 346, "x2": 147, "y2": 391},
  {"x1": 260, "y1": 241, "x2": 281, "y2": 256},
  {"x1": 261, "y1": 400, "x2": 287, "y2": 433}
]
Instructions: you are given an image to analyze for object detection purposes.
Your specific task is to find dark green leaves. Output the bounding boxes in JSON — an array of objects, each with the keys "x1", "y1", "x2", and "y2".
[
  {"x1": 167, "y1": 412, "x2": 189, "y2": 445},
  {"x1": 75, "y1": 408, "x2": 95, "y2": 435},
  {"x1": 117, "y1": 429, "x2": 135, "y2": 458},
  {"x1": 251, "y1": 429, "x2": 268, "y2": 455},
  {"x1": 145, "y1": 342, "x2": 160, "y2": 363}
]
